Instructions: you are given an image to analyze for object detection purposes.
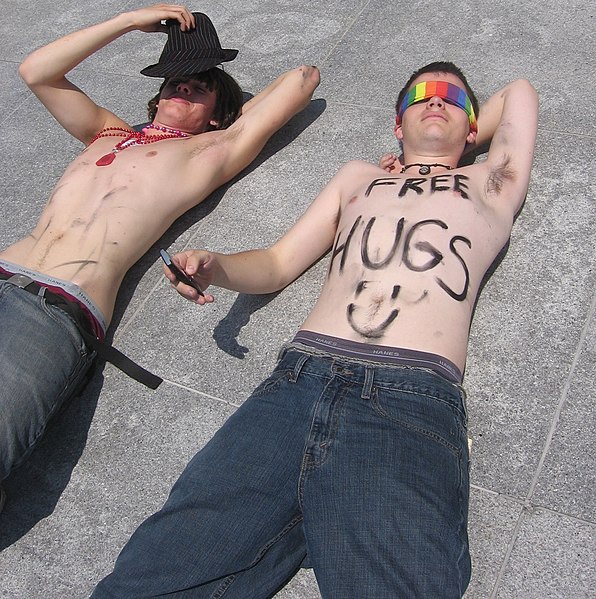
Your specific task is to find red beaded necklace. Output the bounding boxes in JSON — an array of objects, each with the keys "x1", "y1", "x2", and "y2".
[{"x1": 91, "y1": 124, "x2": 190, "y2": 166}]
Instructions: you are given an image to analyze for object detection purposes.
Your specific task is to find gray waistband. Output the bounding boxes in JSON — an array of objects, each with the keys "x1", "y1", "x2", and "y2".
[
  {"x1": 292, "y1": 330, "x2": 463, "y2": 384},
  {"x1": 0, "y1": 259, "x2": 107, "y2": 335}
]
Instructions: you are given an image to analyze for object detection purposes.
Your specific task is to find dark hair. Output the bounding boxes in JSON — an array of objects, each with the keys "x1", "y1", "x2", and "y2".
[
  {"x1": 395, "y1": 61, "x2": 479, "y2": 118},
  {"x1": 147, "y1": 67, "x2": 243, "y2": 130}
]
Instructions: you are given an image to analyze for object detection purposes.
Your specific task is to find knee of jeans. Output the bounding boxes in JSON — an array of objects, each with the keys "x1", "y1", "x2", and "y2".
[{"x1": 0, "y1": 394, "x2": 48, "y2": 480}]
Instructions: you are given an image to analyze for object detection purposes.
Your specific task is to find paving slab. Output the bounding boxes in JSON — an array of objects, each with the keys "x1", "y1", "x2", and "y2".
[
  {"x1": 494, "y1": 507, "x2": 596, "y2": 599},
  {"x1": 0, "y1": 0, "x2": 594, "y2": 597}
]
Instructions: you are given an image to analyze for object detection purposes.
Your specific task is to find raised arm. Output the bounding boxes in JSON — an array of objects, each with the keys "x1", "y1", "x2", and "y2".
[
  {"x1": 216, "y1": 65, "x2": 321, "y2": 181},
  {"x1": 474, "y1": 79, "x2": 539, "y2": 214},
  {"x1": 18, "y1": 4, "x2": 195, "y2": 145}
]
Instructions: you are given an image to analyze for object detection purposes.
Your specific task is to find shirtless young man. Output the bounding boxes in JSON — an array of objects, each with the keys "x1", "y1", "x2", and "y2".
[
  {"x1": 92, "y1": 62, "x2": 537, "y2": 598},
  {"x1": 0, "y1": 5, "x2": 319, "y2": 501}
]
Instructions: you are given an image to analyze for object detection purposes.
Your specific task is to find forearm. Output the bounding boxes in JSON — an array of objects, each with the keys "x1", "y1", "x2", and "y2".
[
  {"x1": 208, "y1": 249, "x2": 291, "y2": 295},
  {"x1": 472, "y1": 79, "x2": 535, "y2": 148},
  {"x1": 241, "y1": 65, "x2": 320, "y2": 115},
  {"x1": 19, "y1": 12, "x2": 138, "y2": 87},
  {"x1": 470, "y1": 88, "x2": 507, "y2": 150}
]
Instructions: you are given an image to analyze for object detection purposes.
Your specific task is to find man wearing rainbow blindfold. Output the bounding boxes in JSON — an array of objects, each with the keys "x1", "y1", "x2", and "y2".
[{"x1": 94, "y1": 62, "x2": 538, "y2": 599}]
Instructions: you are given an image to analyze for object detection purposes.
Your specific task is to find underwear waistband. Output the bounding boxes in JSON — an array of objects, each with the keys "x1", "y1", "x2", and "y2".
[
  {"x1": 0, "y1": 261, "x2": 162, "y2": 388},
  {"x1": 0, "y1": 260, "x2": 107, "y2": 339},
  {"x1": 292, "y1": 330, "x2": 463, "y2": 384}
]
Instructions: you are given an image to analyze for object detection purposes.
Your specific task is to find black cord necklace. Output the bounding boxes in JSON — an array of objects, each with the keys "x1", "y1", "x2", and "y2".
[{"x1": 400, "y1": 163, "x2": 453, "y2": 175}]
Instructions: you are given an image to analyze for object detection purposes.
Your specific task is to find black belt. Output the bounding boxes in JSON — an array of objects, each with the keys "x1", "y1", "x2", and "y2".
[{"x1": 1, "y1": 273, "x2": 162, "y2": 389}]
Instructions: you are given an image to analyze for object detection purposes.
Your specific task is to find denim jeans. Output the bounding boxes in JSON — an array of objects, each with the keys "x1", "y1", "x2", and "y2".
[
  {"x1": 0, "y1": 280, "x2": 96, "y2": 481},
  {"x1": 93, "y1": 343, "x2": 470, "y2": 598}
]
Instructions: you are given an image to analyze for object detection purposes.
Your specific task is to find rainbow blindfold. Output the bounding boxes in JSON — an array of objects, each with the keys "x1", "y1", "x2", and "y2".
[{"x1": 396, "y1": 81, "x2": 477, "y2": 132}]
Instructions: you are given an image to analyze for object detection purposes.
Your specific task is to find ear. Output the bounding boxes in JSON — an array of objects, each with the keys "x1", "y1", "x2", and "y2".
[
  {"x1": 466, "y1": 129, "x2": 477, "y2": 145},
  {"x1": 394, "y1": 121, "x2": 404, "y2": 141},
  {"x1": 209, "y1": 119, "x2": 220, "y2": 128}
]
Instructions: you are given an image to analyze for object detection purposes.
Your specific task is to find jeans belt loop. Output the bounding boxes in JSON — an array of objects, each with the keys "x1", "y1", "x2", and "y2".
[
  {"x1": 289, "y1": 353, "x2": 309, "y2": 383},
  {"x1": 361, "y1": 365, "x2": 375, "y2": 400},
  {"x1": 460, "y1": 387, "x2": 469, "y2": 425}
]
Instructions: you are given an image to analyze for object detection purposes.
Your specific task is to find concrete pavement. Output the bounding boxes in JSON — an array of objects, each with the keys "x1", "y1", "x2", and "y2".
[{"x1": 0, "y1": 1, "x2": 594, "y2": 597}]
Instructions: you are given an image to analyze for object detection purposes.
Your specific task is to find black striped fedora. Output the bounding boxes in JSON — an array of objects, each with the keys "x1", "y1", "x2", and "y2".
[{"x1": 141, "y1": 13, "x2": 238, "y2": 78}]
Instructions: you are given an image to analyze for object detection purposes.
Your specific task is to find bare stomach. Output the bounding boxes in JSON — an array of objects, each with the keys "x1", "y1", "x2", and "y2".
[
  {"x1": 0, "y1": 234, "x2": 130, "y2": 325},
  {"x1": 0, "y1": 191, "x2": 173, "y2": 323},
  {"x1": 0, "y1": 133, "x2": 228, "y2": 323},
  {"x1": 299, "y1": 277, "x2": 475, "y2": 373}
]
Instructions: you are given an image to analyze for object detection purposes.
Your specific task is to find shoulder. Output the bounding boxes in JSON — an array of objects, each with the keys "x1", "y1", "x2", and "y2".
[
  {"x1": 341, "y1": 159, "x2": 384, "y2": 172},
  {"x1": 335, "y1": 160, "x2": 386, "y2": 180},
  {"x1": 312, "y1": 161, "x2": 388, "y2": 205},
  {"x1": 320, "y1": 160, "x2": 384, "y2": 192}
]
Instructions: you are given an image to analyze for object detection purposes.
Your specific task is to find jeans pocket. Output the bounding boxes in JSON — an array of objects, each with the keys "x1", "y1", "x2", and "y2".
[
  {"x1": 372, "y1": 385, "x2": 467, "y2": 457},
  {"x1": 250, "y1": 368, "x2": 291, "y2": 398},
  {"x1": 40, "y1": 298, "x2": 90, "y2": 356}
]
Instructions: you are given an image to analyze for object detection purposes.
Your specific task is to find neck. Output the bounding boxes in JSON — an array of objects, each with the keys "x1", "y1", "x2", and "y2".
[
  {"x1": 149, "y1": 120, "x2": 195, "y2": 136},
  {"x1": 400, "y1": 162, "x2": 455, "y2": 175},
  {"x1": 400, "y1": 151, "x2": 458, "y2": 174}
]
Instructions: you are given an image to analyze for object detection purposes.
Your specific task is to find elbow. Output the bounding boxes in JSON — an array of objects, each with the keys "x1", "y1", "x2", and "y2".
[
  {"x1": 511, "y1": 79, "x2": 538, "y2": 100},
  {"x1": 18, "y1": 55, "x2": 48, "y2": 88},
  {"x1": 18, "y1": 57, "x2": 36, "y2": 87},
  {"x1": 296, "y1": 64, "x2": 321, "y2": 94},
  {"x1": 306, "y1": 65, "x2": 321, "y2": 88},
  {"x1": 515, "y1": 79, "x2": 539, "y2": 115},
  {"x1": 512, "y1": 78, "x2": 535, "y2": 90}
]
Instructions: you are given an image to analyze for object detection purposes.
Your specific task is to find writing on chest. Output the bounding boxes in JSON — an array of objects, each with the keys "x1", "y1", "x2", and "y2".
[{"x1": 365, "y1": 174, "x2": 470, "y2": 199}]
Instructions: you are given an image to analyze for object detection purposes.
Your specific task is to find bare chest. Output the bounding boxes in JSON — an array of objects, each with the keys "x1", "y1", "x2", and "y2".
[
  {"x1": 330, "y1": 173, "x2": 511, "y2": 301},
  {"x1": 49, "y1": 139, "x2": 221, "y2": 220}
]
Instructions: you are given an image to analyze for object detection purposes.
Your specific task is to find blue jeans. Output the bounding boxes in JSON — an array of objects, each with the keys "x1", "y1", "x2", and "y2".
[
  {"x1": 0, "y1": 280, "x2": 96, "y2": 481},
  {"x1": 93, "y1": 344, "x2": 471, "y2": 598}
]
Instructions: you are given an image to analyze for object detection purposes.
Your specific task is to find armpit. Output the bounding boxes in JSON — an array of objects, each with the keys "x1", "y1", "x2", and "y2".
[{"x1": 486, "y1": 154, "x2": 516, "y2": 195}]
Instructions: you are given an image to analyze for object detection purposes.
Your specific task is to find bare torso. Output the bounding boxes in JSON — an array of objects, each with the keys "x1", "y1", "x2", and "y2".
[
  {"x1": 301, "y1": 161, "x2": 515, "y2": 371},
  {"x1": 0, "y1": 129, "x2": 232, "y2": 323}
]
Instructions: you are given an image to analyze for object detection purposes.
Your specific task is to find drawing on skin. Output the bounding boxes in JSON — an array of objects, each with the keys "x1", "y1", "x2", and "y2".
[
  {"x1": 84, "y1": 207, "x2": 103, "y2": 233},
  {"x1": 37, "y1": 233, "x2": 62, "y2": 268},
  {"x1": 361, "y1": 217, "x2": 404, "y2": 269},
  {"x1": 46, "y1": 183, "x2": 67, "y2": 206},
  {"x1": 101, "y1": 186, "x2": 128, "y2": 201},
  {"x1": 402, "y1": 219, "x2": 448, "y2": 272},
  {"x1": 53, "y1": 259, "x2": 99, "y2": 272},
  {"x1": 330, "y1": 175, "x2": 475, "y2": 338},
  {"x1": 328, "y1": 216, "x2": 361, "y2": 274},
  {"x1": 82, "y1": 186, "x2": 127, "y2": 233},
  {"x1": 364, "y1": 174, "x2": 471, "y2": 200},
  {"x1": 435, "y1": 236, "x2": 471, "y2": 301},
  {"x1": 49, "y1": 224, "x2": 108, "y2": 277},
  {"x1": 28, "y1": 220, "x2": 52, "y2": 247},
  {"x1": 347, "y1": 280, "x2": 400, "y2": 339}
]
